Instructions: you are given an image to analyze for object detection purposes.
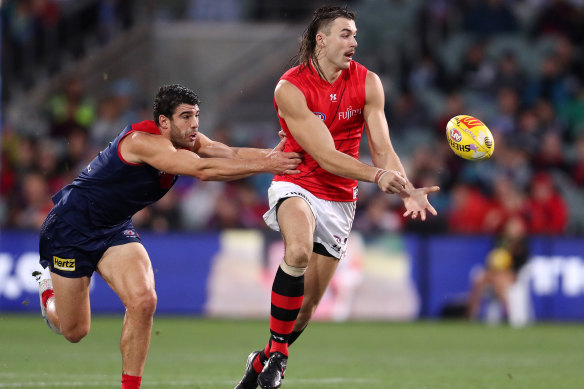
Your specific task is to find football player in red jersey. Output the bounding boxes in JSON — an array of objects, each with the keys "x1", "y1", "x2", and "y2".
[{"x1": 235, "y1": 6, "x2": 440, "y2": 389}]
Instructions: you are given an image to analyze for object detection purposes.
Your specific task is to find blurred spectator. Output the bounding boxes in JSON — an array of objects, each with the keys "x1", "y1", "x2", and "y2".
[
  {"x1": 489, "y1": 87, "x2": 520, "y2": 134},
  {"x1": 12, "y1": 171, "x2": 54, "y2": 229},
  {"x1": 90, "y1": 79, "x2": 140, "y2": 149},
  {"x1": 354, "y1": 193, "x2": 403, "y2": 233},
  {"x1": 407, "y1": 50, "x2": 449, "y2": 94},
  {"x1": 559, "y1": 84, "x2": 584, "y2": 140},
  {"x1": 511, "y1": 108, "x2": 543, "y2": 154},
  {"x1": 60, "y1": 127, "x2": 93, "y2": 182},
  {"x1": 531, "y1": 0, "x2": 581, "y2": 42},
  {"x1": 179, "y1": 181, "x2": 225, "y2": 229},
  {"x1": 526, "y1": 172, "x2": 568, "y2": 234},
  {"x1": 207, "y1": 190, "x2": 243, "y2": 229},
  {"x1": 36, "y1": 138, "x2": 67, "y2": 195},
  {"x1": 237, "y1": 181, "x2": 270, "y2": 229},
  {"x1": 534, "y1": 99, "x2": 565, "y2": 134},
  {"x1": 569, "y1": 135, "x2": 584, "y2": 187},
  {"x1": 483, "y1": 176, "x2": 528, "y2": 234},
  {"x1": 464, "y1": 0, "x2": 518, "y2": 37},
  {"x1": 386, "y1": 92, "x2": 431, "y2": 135},
  {"x1": 457, "y1": 39, "x2": 496, "y2": 95},
  {"x1": 467, "y1": 215, "x2": 529, "y2": 321},
  {"x1": 492, "y1": 51, "x2": 526, "y2": 95},
  {"x1": 46, "y1": 75, "x2": 95, "y2": 139},
  {"x1": 447, "y1": 182, "x2": 490, "y2": 234},
  {"x1": 531, "y1": 131, "x2": 570, "y2": 173},
  {"x1": 133, "y1": 190, "x2": 182, "y2": 233},
  {"x1": 90, "y1": 95, "x2": 127, "y2": 149},
  {"x1": 524, "y1": 55, "x2": 572, "y2": 108}
]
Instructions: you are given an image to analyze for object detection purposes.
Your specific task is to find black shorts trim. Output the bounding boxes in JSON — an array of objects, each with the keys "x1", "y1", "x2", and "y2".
[{"x1": 313, "y1": 242, "x2": 335, "y2": 258}]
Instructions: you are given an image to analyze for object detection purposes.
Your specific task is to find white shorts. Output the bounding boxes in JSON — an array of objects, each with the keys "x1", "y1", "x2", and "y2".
[{"x1": 263, "y1": 181, "x2": 356, "y2": 259}]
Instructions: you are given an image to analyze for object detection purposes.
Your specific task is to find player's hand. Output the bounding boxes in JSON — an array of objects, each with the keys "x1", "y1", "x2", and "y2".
[
  {"x1": 278, "y1": 129, "x2": 286, "y2": 141},
  {"x1": 273, "y1": 137, "x2": 286, "y2": 152},
  {"x1": 377, "y1": 170, "x2": 409, "y2": 196},
  {"x1": 401, "y1": 186, "x2": 440, "y2": 221},
  {"x1": 265, "y1": 145, "x2": 302, "y2": 175}
]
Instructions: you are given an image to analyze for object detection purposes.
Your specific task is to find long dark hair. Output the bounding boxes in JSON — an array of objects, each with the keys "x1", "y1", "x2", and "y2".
[{"x1": 295, "y1": 6, "x2": 355, "y2": 78}]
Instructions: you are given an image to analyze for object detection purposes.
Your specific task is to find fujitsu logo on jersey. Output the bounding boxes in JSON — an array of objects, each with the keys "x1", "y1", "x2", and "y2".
[{"x1": 338, "y1": 106, "x2": 363, "y2": 121}]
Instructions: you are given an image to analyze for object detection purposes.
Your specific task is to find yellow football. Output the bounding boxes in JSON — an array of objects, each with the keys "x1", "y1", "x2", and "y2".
[{"x1": 446, "y1": 115, "x2": 494, "y2": 160}]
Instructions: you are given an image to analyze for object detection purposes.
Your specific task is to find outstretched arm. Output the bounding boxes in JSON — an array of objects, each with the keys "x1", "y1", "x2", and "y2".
[
  {"x1": 119, "y1": 132, "x2": 301, "y2": 181},
  {"x1": 193, "y1": 132, "x2": 285, "y2": 160},
  {"x1": 275, "y1": 79, "x2": 408, "y2": 195},
  {"x1": 364, "y1": 70, "x2": 439, "y2": 220}
]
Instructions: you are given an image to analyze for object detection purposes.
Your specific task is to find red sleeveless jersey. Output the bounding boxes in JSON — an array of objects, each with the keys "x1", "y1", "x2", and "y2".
[{"x1": 273, "y1": 61, "x2": 368, "y2": 201}]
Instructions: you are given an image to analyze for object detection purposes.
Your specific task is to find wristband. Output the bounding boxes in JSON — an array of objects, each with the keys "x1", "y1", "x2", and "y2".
[{"x1": 374, "y1": 169, "x2": 388, "y2": 185}]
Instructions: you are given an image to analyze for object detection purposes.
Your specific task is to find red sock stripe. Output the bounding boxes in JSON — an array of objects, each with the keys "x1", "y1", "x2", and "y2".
[
  {"x1": 121, "y1": 374, "x2": 142, "y2": 389},
  {"x1": 252, "y1": 355, "x2": 264, "y2": 374},
  {"x1": 270, "y1": 341, "x2": 289, "y2": 356},
  {"x1": 271, "y1": 291, "x2": 303, "y2": 310},
  {"x1": 270, "y1": 316, "x2": 296, "y2": 336},
  {"x1": 41, "y1": 289, "x2": 55, "y2": 308},
  {"x1": 263, "y1": 341, "x2": 271, "y2": 357}
]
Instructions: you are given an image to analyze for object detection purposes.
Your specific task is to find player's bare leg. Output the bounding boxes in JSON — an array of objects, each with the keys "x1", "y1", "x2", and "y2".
[
  {"x1": 292, "y1": 252, "x2": 339, "y2": 333},
  {"x1": 255, "y1": 198, "x2": 313, "y2": 389},
  {"x1": 97, "y1": 242, "x2": 157, "y2": 387},
  {"x1": 45, "y1": 273, "x2": 92, "y2": 342}
]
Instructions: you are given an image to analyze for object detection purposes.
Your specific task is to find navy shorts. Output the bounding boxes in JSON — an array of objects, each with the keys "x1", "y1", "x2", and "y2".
[{"x1": 39, "y1": 211, "x2": 142, "y2": 278}]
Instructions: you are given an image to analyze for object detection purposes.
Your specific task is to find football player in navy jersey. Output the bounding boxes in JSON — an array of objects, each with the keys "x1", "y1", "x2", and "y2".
[{"x1": 37, "y1": 84, "x2": 301, "y2": 389}]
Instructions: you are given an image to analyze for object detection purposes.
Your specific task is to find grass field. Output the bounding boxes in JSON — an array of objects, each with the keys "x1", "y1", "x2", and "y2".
[{"x1": 0, "y1": 314, "x2": 582, "y2": 389}]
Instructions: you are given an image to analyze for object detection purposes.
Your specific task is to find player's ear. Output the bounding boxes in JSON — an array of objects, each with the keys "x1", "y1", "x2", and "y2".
[
  {"x1": 316, "y1": 33, "x2": 325, "y2": 47},
  {"x1": 158, "y1": 115, "x2": 170, "y2": 129}
]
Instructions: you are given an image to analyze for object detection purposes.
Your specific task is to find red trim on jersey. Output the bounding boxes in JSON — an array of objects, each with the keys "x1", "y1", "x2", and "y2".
[
  {"x1": 117, "y1": 121, "x2": 162, "y2": 166},
  {"x1": 271, "y1": 291, "x2": 303, "y2": 310}
]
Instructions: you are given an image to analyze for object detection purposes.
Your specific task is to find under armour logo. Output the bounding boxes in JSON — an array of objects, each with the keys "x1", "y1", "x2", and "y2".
[{"x1": 330, "y1": 93, "x2": 337, "y2": 102}]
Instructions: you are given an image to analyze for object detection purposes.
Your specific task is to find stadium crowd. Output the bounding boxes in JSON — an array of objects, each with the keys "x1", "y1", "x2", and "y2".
[{"x1": 2, "y1": 0, "x2": 584, "y2": 234}]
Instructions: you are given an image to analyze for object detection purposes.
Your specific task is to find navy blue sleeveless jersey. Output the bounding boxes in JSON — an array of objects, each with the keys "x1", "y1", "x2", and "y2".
[{"x1": 51, "y1": 120, "x2": 177, "y2": 235}]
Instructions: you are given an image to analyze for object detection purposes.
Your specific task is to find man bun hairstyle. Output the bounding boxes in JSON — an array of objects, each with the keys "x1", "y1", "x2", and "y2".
[
  {"x1": 296, "y1": 6, "x2": 355, "y2": 76},
  {"x1": 153, "y1": 84, "x2": 200, "y2": 126}
]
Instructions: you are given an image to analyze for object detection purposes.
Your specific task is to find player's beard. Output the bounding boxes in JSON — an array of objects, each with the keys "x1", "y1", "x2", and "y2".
[{"x1": 169, "y1": 121, "x2": 196, "y2": 148}]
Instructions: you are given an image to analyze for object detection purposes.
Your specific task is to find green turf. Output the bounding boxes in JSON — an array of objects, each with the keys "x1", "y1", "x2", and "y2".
[{"x1": 0, "y1": 314, "x2": 582, "y2": 388}]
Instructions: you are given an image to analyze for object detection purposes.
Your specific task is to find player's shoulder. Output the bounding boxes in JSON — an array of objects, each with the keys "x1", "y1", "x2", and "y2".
[
  {"x1": 275, "y1": 78, "x2": 305, "y2": 103},
  {"x1": 349, "y1": 60, "x2": 370, "y2": 76},
  {"x1": 130, "y1": 120, "x2": 161, "y2": 135}
]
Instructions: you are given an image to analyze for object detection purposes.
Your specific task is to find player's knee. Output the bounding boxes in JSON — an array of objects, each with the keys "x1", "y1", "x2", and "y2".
[
  {"x1": 127, "y1": 288, "x2": 157, "y2": 317},
  {"x1": 284, "y1": 243, "x2": 311, "y2": 267},
  {"x1": 62, "y1": 324, "x2": 90, "y2": 343}
]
